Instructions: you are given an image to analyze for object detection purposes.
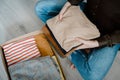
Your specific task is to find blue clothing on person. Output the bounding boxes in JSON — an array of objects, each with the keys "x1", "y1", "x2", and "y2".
[{"x1": 35, "y1": 0, "x2": 120, "y2": 80}]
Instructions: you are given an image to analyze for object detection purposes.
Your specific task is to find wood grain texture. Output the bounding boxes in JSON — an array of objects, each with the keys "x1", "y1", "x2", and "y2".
[{"x1": 0, "y1": 0, "x2": 44, "y2": 44}]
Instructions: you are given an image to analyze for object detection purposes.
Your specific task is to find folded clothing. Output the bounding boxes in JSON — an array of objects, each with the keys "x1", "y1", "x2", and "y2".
[
  {"x1": 2, "y1": 36, "x2": 41, "y2": 66},
  {"x1": 47, "y1": 5, "x2": 100, "y2": 52},
  {"x1": 9, "y1": 56, "x2": 61, "y2": 80}
]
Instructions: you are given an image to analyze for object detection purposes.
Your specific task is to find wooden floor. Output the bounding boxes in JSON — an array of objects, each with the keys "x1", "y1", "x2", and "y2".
[
  {"x1": 0, "y1": 0, "x2": 120, "y2": 80},
  {"x1": 0, "y1": 0, "x2": 44, "y2": 44}
]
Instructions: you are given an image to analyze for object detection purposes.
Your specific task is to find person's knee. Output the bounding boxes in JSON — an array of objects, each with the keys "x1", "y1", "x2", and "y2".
[
  {"x1": 36, "y1": 1, "x2": 55, "y2": 14},
  {"x1": 35, "y1": 1, "x2": 60, "y2": 22},
  {"x1": 35, "y1": 1, "x2": 44, "y2": 14}
]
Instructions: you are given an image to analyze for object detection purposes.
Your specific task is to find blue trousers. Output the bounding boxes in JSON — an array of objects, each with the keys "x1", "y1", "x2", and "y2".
[{"x1": 35, "y1": 0, "x2": 120, "y2": 80}]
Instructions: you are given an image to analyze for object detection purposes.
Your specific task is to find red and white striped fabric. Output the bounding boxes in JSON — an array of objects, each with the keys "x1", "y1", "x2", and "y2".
[{"x1": 2, "y1": 36, "x2": 41, "y2": 66}]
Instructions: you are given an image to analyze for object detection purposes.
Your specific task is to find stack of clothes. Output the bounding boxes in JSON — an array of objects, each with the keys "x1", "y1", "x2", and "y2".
[{"x1": 2, "y1": 33, "x2": 64, "y2": 80}]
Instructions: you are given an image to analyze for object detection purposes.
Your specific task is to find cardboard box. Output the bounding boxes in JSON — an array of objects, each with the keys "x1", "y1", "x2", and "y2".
[{"x1": 0, "y1": 30, "x2": 65, "y2": 80}]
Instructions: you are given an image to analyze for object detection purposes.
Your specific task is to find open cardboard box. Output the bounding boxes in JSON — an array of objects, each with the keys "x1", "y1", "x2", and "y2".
[{"x1": 0, "y1": 29, "x2": 65, "y2": 80}]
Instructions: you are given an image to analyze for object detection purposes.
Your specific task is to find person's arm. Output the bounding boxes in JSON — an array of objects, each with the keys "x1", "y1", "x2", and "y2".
[
  {"x1": 67, "y1": 0, "x2": 83, "y2": 5},
  {"x1": 74, "y1": 30, "x2": 120, "y2": 50},
  {"x1": 97, "y1": 30, "x2": 120, "y2": 47}
]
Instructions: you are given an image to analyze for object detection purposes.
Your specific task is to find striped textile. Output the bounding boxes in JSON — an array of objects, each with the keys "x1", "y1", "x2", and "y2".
[{"x1": 2, "y1": 36, "x2": 41, "y2": 66}]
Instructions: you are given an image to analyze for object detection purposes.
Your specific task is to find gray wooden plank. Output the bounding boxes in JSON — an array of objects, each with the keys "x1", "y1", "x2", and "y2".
[
  {"x1": 0, "y1": 0, "x2": 44, "y2": 44},
  {"x1": 52, "y1": 48, "x2": 83, "y2": 80}
]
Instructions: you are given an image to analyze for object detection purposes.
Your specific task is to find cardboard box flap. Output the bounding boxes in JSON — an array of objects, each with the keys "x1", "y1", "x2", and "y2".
[{"x1": 0, "y1": 46, "x2": 10, "y2": 80}]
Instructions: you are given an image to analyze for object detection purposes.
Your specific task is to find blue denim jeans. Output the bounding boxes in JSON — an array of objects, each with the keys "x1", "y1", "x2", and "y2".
[
  {"x1": 35, "y1": 0, "x2": 120, "y2": 80},
  {"x1": 35, "y1": 0, "x2": 86, "y2": 23}
]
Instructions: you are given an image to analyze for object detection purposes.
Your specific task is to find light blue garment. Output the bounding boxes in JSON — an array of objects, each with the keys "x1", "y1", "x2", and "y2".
[
  {"x1": 35, "y1": 0, "x2": 120, "y2": 80},
  {"x1": 35, "y1": 0, "x2": 67, "y2": 23},
  {"x1": 35, "y1": 0, "x2": 86, "y2": 23},
  {"x1": 9, "y1": 56, "x2": 61, "y2": 80},
  {"x1": 70, "y1": 44, "x2": 120, "y2": 80}
]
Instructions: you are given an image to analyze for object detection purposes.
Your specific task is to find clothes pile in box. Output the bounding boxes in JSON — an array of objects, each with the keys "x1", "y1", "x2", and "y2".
[{"x1": 0, "y1": 31, "x2": 64, "y2": 80}]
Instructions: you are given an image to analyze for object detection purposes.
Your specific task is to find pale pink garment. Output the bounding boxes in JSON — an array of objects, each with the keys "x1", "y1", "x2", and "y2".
[{"x1": 47, "y1": 6, "x2": 100, "y2": 52}]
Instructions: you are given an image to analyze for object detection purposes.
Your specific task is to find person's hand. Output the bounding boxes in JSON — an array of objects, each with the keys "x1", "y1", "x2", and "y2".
[
  {"x1": 75, "y1": 37, "x2": 99, "y2": 50},
  {"x1": 58, "y1": 13, "x2": 63, "y2": 21},
  {"x1": 58, "y1": 2, "x2": 71, "y2": 21}
]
